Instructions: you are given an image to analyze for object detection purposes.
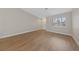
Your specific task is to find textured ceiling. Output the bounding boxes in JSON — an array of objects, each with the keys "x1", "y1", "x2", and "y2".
[{"x1": 22, "y1": 8, "x2": 72, "y2": 18}]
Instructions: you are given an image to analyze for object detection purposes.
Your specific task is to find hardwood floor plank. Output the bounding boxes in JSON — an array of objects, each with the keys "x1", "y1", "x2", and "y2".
[{"x1": 0, "y1": 30, "x2": 78, "y2": 51}]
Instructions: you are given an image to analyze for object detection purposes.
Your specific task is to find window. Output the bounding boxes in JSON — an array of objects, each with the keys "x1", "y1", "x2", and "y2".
[{"x1": 53, "y1": 16, "x2": 66, "y2": 27}]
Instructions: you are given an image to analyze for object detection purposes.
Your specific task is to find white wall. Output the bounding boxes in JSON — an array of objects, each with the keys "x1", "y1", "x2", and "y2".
[
  {"x1": 72, "y1": 9, "x2": 79, "y2": 46},
  {"x1": 45, "y1": 12, "x2": 72, "y2": 36},
  {"x1": 0, "y1": 8, "x2": 40, "y2": 38}
]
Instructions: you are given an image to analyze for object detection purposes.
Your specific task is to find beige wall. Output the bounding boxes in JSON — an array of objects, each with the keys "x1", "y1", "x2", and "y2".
[
  {"x1": 0, "y1": 8, "x2": 40, "y2": 38},
  {"x1": 72, "y1": 9, "x2": 79, "y2": 46}
]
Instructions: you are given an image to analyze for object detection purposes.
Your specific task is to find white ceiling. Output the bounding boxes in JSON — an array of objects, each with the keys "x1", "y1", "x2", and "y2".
[{"x1": 22, "y1": 8, "x2": 72, "y2": 18}]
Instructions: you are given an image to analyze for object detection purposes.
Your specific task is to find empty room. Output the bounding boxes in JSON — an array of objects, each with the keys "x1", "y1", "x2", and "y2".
[{"x1": 0, "y1": 8, "x2": 79, "y2": 51}]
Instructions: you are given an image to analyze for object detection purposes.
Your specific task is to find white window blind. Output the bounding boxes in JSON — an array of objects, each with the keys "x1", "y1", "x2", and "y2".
[{"x1": 53, "y1": 16, "x2": 66, "y2": 27}]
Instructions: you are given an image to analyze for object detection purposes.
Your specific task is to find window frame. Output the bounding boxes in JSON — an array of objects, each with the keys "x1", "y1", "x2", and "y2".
[{"x1": 53, "y1": 16, "x2": 66, "y2": 27}]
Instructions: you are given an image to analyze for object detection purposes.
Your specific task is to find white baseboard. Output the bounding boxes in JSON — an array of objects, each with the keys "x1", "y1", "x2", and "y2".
[
  {"x1": 72, "y1": 36, "x2": 79, "y2": 46},
  {"x1": 46, "y1": 29, "x2": 72, "y2": 36},
  {"x1": 0, "y1": 29, "x2": 72, "y2": 39},
  {"x1": 0, "y1": 29, "x2": 40, "y2": 39}
]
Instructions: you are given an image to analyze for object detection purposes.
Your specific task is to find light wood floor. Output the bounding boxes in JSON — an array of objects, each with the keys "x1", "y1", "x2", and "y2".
[{"x1": 0, "y1": 30, "x2": 78, "y2": 51}]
